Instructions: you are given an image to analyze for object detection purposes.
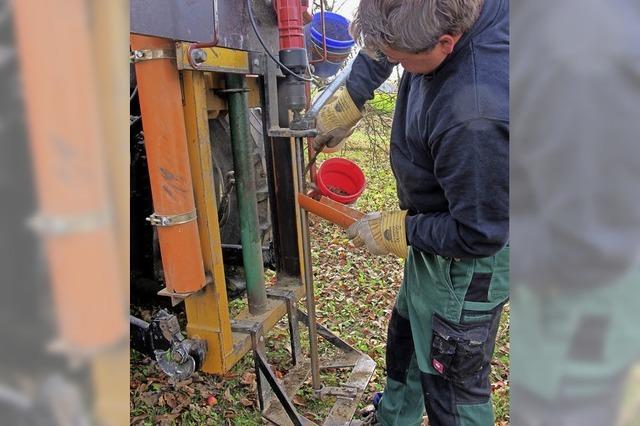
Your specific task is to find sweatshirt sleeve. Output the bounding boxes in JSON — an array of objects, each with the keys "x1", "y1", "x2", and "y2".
[
  {"x1": 405, "y1": 118, "x2": 509, "y2": 258},
  {"x1": 345, "y1": 52, "x2": 395, "y2": 109}
]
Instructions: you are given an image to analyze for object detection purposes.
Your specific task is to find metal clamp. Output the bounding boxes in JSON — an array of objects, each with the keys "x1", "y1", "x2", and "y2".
[
  {"x1": 130, "y1": 48, "x2": 176, "y2": 63},
  {"x1": 28, "y1": 210, "x2": 110, "y2": 236},
  {"x1": 267, "y1": 127, "x2": 318, "y2": 138},
  {"x1": 146, "y1": 210, "x2": 197, "y2": 227}
]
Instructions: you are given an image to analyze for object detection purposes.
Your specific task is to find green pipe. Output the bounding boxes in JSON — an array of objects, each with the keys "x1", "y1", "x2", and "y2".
[{"x1": 226, "y1": 74, "x2": 267, "y2": 314}]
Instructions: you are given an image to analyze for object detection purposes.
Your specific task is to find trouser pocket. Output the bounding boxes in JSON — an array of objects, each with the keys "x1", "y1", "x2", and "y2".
[{"x1": 430, "y1": 308, "x2": 502, "y2": 385}]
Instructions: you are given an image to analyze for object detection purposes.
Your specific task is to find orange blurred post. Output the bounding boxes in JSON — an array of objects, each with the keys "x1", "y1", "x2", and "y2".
[
  {"x1": 131, "y1": 35, "x2": 206, "y2": 294},
  {"x1": 93, "y1": 0, "x2": 130, "y2": 297},
  {"x1": 90, "y1": 1, "x2": 130, "y2": 424}
]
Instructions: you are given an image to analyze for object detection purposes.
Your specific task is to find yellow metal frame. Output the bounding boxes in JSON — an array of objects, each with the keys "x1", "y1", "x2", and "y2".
[
  {"x1": 180, "y1": 45, "x2": 304, "y2": 374},
  {"x1": 176, "y1": 43, "x2": 250, "y2": 73},
  {"x1": 182, "y1": 70, "x2": 233, "y2": 373}
]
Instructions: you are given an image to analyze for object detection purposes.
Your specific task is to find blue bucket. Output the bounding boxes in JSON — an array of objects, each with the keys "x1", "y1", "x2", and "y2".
[{"x1": 305, "y1": 12, "x2": 355, "y2": 78}]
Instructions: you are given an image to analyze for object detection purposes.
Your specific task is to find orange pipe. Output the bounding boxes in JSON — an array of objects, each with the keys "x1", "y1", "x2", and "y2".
[
  {"x1": 12, "y1": 0, "x2": 127, "y2": 350},
  {"x1": 131, "y1": 35, "x2": 206, "y2": 294},
  {"x1": 298, "y1": 194, "x2": 364, "y2": 228}
]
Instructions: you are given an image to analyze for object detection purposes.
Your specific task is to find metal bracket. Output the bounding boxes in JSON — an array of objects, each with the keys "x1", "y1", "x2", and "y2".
[
  {"x1": 315, "y1": 385, "x2": 358, "y2": 400},
  {"x1": 146, "y1": 210, "x2": 197, "y2": 227},
  {"x1": 248, "y1": 51, "x2": 266, "y2": 75},
  {"x1": 230, "y1": 319, "x2": 264, "y2": 336},
  {"x1": 130, "y1": 48, "x2": 176, "y2": 63},
  {"x1": 267, "y1": 288, "x2": 302, "y2": 365},
  {"x1": 289, "y1": 116, "x2": 316, "y2": 131}
]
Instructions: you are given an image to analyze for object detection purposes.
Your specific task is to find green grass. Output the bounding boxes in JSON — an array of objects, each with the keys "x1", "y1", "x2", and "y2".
[
  {"x1": 130, "y1": 131, "x2": 510, "y2": 425},
  {"x1": 368, "y1": 92, "x2": 396, "y2": 114}
]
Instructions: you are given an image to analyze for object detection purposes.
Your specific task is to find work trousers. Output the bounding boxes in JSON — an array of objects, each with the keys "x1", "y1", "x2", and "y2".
[{"x1": 376, "y1": 246, "x2": 509, "y2": 426}]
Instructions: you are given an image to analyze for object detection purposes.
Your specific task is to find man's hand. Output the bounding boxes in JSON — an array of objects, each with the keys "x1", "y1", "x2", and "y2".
[
  {"x1": 347, "y1": 211, "x2": 408, "y2": 258},
  {"x1": 314, "y1": 87, "x2": 362, "y2": 153}
]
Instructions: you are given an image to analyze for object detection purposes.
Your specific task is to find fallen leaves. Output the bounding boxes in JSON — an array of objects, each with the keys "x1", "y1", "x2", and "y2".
[
  {"x1": 155, "y1": 413, "x2": 179, "y2": 425},
  {"x1": 139, "y1": 391, "x2": 159, "y2": 406},
  {"x1": 130, "y1": 415, "x2": 147, "y2": 425},
  {"x1": 223, "y1": 388, "x2": 233, "y2": 402},
  {"x1": 292, "y1": 395, "x2": 307, "y2": 407},
  {"x1": 240, "y1": 372, "x2": 256, "y2": 386},
  {"x1": 163, "y1": 392, "x2": 177, "y2": 409},
  {"x1": 239, "y1": 397, "x2": 254, "y2": 407}
]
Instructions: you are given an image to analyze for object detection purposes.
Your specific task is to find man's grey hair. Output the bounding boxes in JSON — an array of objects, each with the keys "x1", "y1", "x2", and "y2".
[{"x1": 351, "y1": 0, "x2": 484, "y2": 56}]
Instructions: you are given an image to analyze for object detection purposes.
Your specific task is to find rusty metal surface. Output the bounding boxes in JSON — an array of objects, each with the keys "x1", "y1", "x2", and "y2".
[
  {"x1": 131, "y1": 0, "x2": 279, "y2": 52},
  {"x1": 323, "y1": 356, "x2": 376, "y2": 426},
  {"x1": 319, "y1": 352, "x2": 359, "y2": 370}
]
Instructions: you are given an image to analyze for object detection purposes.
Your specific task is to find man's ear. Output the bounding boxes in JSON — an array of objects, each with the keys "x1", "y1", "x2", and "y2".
[{"x1": 438, "y1": 35, "x2": 457, "y2": 55}]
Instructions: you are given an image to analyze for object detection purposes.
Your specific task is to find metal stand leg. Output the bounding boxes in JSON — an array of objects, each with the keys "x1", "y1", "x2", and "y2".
[
  {"x1": 231, "y1": 320, "x2": 308, "y2": 426},
  {"x1": 267, "y1": 288, "x2": 302, "y2": 365}
]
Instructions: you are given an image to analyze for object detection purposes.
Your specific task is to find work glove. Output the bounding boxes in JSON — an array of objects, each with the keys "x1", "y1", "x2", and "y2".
[
  {"x1": 314, "y1": 87, "x2": 362, "y2": 153},
  {"x1": 347, "y1": 211, "x2": 408, "y2": 258}
]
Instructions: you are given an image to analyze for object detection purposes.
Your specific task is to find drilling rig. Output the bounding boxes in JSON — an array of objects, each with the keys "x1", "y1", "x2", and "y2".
[{"x1": 129, "y1": 0, "x2": 374, "y2": 424}]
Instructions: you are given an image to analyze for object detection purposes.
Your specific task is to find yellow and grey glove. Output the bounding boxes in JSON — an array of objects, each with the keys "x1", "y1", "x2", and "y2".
[
  {"x1": 314, "y1": 86, "x2": 362, "y2": 153},
  {"x1": 346, "y1": 211, "x2": 408, "y2": 258}
]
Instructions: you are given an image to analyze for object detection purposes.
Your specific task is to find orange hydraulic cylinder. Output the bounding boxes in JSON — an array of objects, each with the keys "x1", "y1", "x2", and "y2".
[{"x1": 131, "y1": 35, "x2": 206, "y2": 294}]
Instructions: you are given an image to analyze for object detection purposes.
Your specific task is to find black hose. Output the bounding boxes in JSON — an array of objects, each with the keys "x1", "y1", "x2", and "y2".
[{"x1": 246, "y1": 0, "x2": 313, "y2": 82}]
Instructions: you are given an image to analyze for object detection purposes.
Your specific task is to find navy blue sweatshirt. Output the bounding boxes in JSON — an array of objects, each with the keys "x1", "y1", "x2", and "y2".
[{"x1": 345, "y1": 0, "x2": 509, "y2": 259}]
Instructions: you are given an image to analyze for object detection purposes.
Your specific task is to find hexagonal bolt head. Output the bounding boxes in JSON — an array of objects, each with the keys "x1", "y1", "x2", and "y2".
[{"x1": 191, "y1": 49, "x2": 208, "y2": 64}]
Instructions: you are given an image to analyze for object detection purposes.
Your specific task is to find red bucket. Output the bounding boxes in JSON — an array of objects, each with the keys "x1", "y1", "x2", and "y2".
[{"x1": 316, "y1": 158, "x2": 366, "y2": 204}]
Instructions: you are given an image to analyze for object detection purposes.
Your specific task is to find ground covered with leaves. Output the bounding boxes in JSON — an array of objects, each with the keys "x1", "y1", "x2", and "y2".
[{"x1": 130, "y1": 133, "x2": 510, "y2": 425}]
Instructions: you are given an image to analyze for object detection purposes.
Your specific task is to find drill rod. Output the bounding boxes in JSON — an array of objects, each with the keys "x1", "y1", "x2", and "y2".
[{"x1": 295, "y1": 136, "x2": 321, "y2": 389}]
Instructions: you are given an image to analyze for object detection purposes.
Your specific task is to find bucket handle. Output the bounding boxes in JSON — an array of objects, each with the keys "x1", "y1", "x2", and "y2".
[{"x1": 309, "y1": 2, "x2": 328, "y2": 64}]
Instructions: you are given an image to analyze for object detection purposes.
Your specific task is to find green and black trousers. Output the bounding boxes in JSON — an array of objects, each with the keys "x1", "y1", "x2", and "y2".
[{"x1": 376, "y1": 246, "x2": 509, "y2": 426}]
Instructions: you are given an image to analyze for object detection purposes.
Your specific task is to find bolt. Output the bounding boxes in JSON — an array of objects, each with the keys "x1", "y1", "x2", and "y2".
[{"x1": 191, "y1": 49, "x2": 208, "y2": 64}]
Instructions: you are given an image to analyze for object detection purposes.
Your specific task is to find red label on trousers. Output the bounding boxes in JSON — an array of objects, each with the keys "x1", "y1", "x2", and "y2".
[{"x1": 432, "y1": 359, "x2": 445, "y2": 374}]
